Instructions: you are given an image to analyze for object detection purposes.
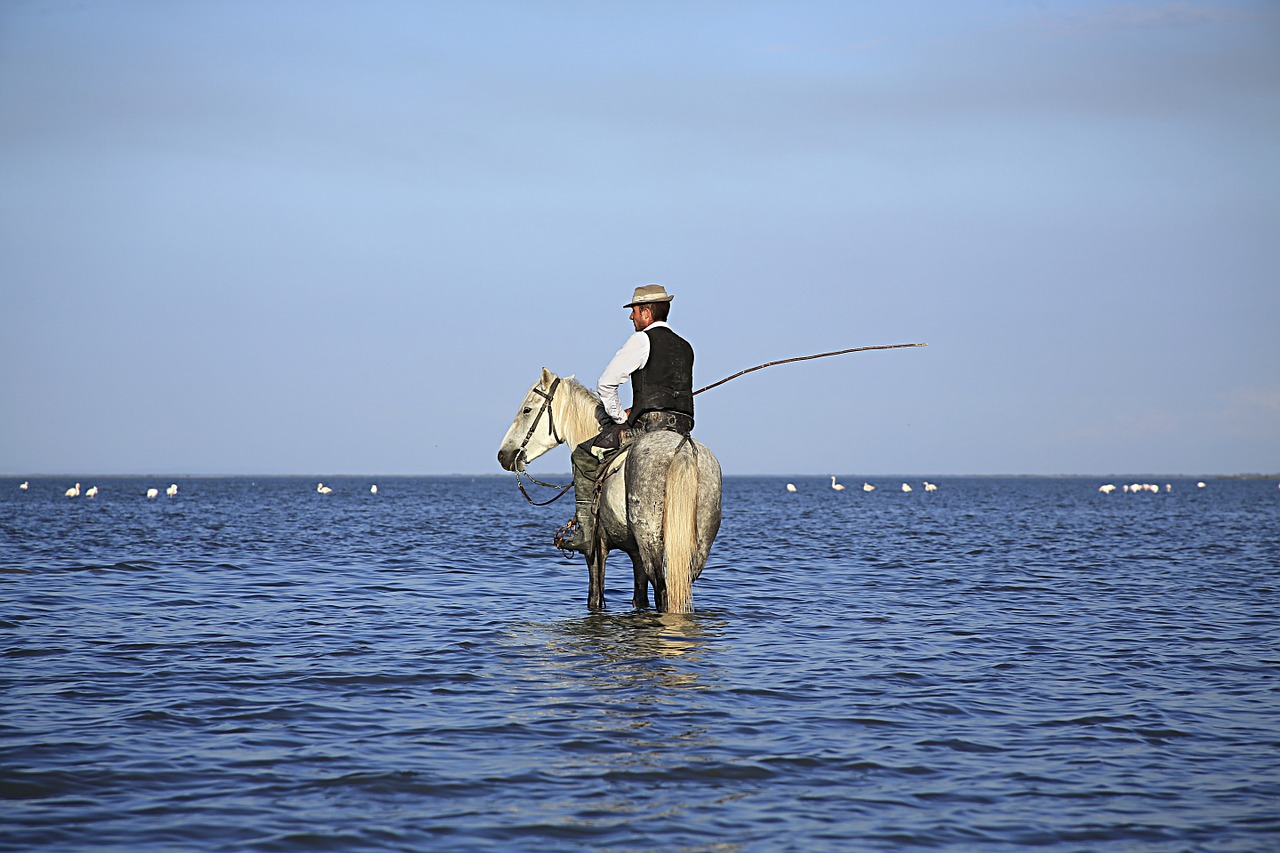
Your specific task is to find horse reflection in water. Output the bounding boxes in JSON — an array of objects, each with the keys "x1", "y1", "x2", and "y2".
[
  {"x1": 510, "y1": 612, "x2": 726, "y2": 774},
  {"x1": 542, "y1": 611, "x2": 724, "y2": 693},
  {"x1": 498, "y1": 368, "x2": 722, "y2": 613}
]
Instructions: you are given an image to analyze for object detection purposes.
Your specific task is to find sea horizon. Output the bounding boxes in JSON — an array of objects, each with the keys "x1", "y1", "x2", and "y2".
[{"x1": 7, "y1": 471, "x2": 1279, "y2": 480}]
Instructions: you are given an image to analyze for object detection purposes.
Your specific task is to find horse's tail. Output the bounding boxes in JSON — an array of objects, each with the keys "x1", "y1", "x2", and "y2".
[{"x1": 663, "y1": 438, "x2": 699, "y2": 613}]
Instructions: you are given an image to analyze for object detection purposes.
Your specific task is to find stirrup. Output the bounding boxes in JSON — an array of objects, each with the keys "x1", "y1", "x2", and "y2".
[{"x1": 554, "y1": 517, "x2": 582, "y2": 556}]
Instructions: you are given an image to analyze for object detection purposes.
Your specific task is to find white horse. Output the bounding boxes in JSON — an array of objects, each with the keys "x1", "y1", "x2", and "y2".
[{"x1": 497, "y1": 368, "x2": 722, "y2": 613}]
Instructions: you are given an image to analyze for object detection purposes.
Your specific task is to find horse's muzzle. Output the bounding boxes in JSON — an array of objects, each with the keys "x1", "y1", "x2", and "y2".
[{"x1": 497, "y1": 447, "x2": 525, "y2": 472}]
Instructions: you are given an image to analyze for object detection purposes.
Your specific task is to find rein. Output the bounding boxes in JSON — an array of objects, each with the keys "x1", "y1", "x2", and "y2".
[
  {"x1": 513, "y1": 378, "x2": 574, "y2": 506},
  {"x1": 515, "y1": 469, "x2": 572, "y2": 506}
]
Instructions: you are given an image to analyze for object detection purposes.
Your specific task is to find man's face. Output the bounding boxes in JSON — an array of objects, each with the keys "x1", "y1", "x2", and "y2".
[{"x1": 630, "y1": 304, "x2": 653, "y2": 331}]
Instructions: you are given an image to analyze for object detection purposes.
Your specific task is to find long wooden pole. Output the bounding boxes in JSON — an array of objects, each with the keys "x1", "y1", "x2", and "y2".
[{"x1": 692, "y1": 342, "x2": 927, "y2": 396}]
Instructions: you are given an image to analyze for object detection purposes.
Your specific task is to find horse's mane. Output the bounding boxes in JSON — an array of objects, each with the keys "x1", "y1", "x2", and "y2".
[{"x1": 552, "y1": 374, "x2": 606, "y2": 448}]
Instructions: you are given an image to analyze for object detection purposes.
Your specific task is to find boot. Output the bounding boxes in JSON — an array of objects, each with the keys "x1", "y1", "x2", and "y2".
[
  {"x1": 557, "y1": 499, "x2": 595, "y2": 554},
  {"x1": 557, "y1": 443, "x2": 602, "y2": 553}
]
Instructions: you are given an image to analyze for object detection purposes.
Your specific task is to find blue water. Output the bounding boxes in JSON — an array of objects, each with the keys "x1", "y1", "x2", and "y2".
[{"x1": 3, "y1": 475, "x2": 1278, "y2": 851}]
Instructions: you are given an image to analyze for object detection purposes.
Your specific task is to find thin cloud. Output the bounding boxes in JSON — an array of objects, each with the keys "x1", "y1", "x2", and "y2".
[
  {"x1": 1027, "y1": 1, "x2": 1265, "y2": 37},
  {"x1": 1211, "y1": 385, "x2": 1280, "y2": 438},
  {"x1": 1070, "y1": 385, "x2": 1280, "y2": 443}
]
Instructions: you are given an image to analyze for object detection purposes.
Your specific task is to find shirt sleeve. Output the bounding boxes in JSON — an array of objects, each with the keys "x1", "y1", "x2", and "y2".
[{"x1": 597, "y1": 331, "x2": 651, "y2": 424}]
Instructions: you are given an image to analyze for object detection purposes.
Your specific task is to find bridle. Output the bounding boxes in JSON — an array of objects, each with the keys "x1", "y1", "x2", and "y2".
[
  {"x1": 516, "y1": 376, "x2": 562, "y2": 460},
  {"x1": 513, "y1": 377, "x2": 573, "y2": 505}
]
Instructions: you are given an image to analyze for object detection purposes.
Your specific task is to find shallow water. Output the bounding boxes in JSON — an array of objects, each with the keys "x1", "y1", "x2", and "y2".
[{"x1": 3, "y1": 475, "x2": 1278, "y2": 851}]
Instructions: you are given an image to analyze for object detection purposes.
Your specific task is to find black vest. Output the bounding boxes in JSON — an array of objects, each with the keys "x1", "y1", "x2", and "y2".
[{"x1": 630, "y1": 325, "x2": 694, "y2": 422}]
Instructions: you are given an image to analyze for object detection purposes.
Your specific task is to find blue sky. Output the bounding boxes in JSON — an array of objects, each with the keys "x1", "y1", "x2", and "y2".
[{"x1": 2, "y1": 0, "x2": 1277, "y2": 476}]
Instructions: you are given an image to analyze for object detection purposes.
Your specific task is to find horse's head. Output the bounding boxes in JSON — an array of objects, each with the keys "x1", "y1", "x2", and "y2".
[{"x1": 497, "y1": 367, "x2": 567, "y2": 472}]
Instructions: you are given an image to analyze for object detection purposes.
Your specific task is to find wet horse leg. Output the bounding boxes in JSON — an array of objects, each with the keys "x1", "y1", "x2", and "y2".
[
  {"x1": 630, "y1": 552, "x2": 649, "y2": 609},
  {"x1": 587, "y1": 546, "x2": 606, "y2": 610},
  {"x1": 644, "y1": 553, "x2": 668, "y2": 611},
  {"x1": 651, "y1": 575, "x2": 668, "y2": 612},
  {"x1": 637, "y1": 540, "x2": 668, "y2": 611}
]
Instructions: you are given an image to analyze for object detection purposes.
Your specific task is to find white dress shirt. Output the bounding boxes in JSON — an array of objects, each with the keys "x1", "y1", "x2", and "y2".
[{"x1": 597, "y1": 320, "x2": 672, "y2": 424}]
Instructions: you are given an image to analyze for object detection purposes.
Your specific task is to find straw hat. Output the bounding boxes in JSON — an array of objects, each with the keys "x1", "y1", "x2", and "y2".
[{"x1": 624, "y1": 284, "x2": 674, "y2": 307}]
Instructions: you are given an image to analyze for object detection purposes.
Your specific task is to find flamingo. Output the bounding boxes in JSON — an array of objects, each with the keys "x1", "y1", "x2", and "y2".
[
  {"x1": 901, "y1": 483, "x2": 913, "y2": 492},
  {"x1": 167, "y1": 483, "x2": 178, "y2": 497},
  {"x1": 923, "y1": 481, "x2": 937, "y2": 492},
  {"x1": 1099, "y1": 484, "x2": 1116, "y2": 494},
  {"x1": 19, "y1": 481, "x2": 28, "y2": 490},
  {"x1": 370, "y1": 484, "x2": 378, "y2": 495},
  {"x1": 86, "y1": 486, "x2": 99, "y2": 499},
  {"x1": 862, "y1": 483, "x2": 875, "y2": 492},
  {"x1": 65, "y1": 483, "x2": 81, "y2": 498},
  {"x1": 146, "y1": 488, "x2": 159, "y2": 499},
  {"x1": 785, "y1": 483, "x2": 797, "y2": 493},
  {"x1": 317, "y1": 483, "x2": 333, "y2": 495},
  {"x1": 830, "y1": 475, "x2": 845, "y2": 491}
]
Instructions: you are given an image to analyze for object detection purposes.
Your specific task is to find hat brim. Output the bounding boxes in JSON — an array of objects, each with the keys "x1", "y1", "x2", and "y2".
[{"x1": 624, "y1": 295, "x2": 675, "y2": 307}]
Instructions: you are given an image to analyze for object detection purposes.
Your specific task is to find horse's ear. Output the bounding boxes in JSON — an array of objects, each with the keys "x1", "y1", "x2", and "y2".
[
  {"x1": 540, "y1": 366, "x2": 554, "y2": 386},
  {"x1": 565, "y1": 373, "x2": 576, "y2": 381}
]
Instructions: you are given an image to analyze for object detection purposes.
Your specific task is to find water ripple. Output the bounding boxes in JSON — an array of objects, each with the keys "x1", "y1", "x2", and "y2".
[{"x1": 2, "y1": 476, "x2": 1278, "y2": 850}]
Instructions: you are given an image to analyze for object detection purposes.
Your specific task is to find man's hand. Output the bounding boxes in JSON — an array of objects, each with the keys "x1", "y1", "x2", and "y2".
[{"x1": 593, "y1": 421, "x2": 627, "y2": 450}]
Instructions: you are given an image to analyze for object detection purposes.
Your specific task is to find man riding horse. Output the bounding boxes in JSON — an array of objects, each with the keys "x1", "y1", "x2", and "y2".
[{"x1": 557, "y1": 284, "x2": 695, "y2": 553}]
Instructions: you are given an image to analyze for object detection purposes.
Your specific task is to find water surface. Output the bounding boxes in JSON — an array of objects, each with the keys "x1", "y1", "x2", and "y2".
[{"x1": 3, "y1": 476, "x2": 1278, "y2": 851}]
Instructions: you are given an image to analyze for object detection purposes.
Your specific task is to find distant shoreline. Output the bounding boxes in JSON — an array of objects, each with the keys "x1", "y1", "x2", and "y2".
[{"x1": 6, "y1": 473, "x2": 1278, "y2": 480}]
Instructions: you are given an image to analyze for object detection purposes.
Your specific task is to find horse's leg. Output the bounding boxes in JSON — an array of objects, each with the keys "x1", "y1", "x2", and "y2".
[
  {"x1": 651, "y1": 572, "x2": 668, "y2": 612},
  {"x1": 642, "y1": 549, "x2": 667, "y2": 611},
  {"x1": 587, "y1": 548, "x2": 606, "y2": 611},
  {"x1": 636, "y1": 511, "x2": 668, "y2": 611},
  {"x1": 629, "y1": 552, "x2": 649, "y2": 610}
]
